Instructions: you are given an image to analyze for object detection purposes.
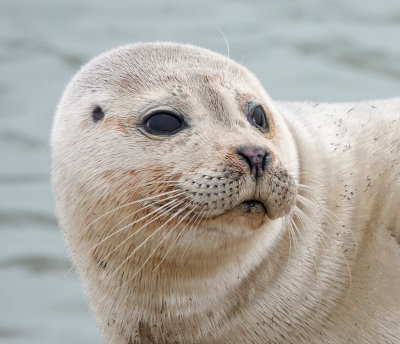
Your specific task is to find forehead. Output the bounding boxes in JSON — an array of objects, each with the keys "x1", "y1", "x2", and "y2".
[
  {"x1": 76, "y1": 44, "x2": 258, "y2": 95},
  {"x1": 69, "y1": 44, "x2": 265, "y2": 123}
]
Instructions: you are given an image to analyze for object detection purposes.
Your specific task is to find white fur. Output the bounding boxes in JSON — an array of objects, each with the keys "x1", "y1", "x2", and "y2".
[{"x1": 51, "y1": 43, "x2": 400, "y2": 343}]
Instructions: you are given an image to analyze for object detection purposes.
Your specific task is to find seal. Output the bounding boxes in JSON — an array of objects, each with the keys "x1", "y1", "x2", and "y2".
[{"x1": 51, "y1": 43, "x2": 400, "y2": 344}]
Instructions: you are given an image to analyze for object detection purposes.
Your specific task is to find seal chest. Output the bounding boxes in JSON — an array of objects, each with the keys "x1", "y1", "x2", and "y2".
[{"x1": 51, "y1": 43, "x2": 400, "y2": 343}]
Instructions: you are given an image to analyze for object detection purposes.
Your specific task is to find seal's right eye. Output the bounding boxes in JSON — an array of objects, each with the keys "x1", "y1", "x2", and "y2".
[{"x1": 143, "y1": 112, "x2": 184, "y2": 135}]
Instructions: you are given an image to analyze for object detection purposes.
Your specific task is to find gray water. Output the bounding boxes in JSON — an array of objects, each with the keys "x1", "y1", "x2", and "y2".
[{"x1": 1, "y1": 0, "x2": 399, "y2": 343}]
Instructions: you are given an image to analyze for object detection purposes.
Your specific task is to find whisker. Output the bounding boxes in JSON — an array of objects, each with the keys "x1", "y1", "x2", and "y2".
[
  {"x1": 295, "y1": 190, "x2": 353, "y2": 298},
  {"x1": 100, "y1": 196, "x2": 190, "y2": 261},
  {"x1": 294, "y1": 205, "x2": 329, "y2": 249},
  {"x1": 90, "y1": 191, "x2": 187, "y2": 252},
  {"x1": 84, "y1": 189, "x2": 185, "y2": 236},
  {"x1": 215, "y1": 26, "x2": 230, "y2": 58},
  {"x1": 288, "y1": 215, "x2": 304, "y2": 272},
  {"x1": 282, "y1": 215, "x2": 295, "y2": 263},
  {"x1": 152, "y1": 204, "x2": 201, "y2": 272},
  {"x1": 287, "y1": 215, "x2": 301, "y2": 265},
  {"x1": 176, "y1": 206, "x2": 211, "y2": 268},
  {"x1": 119, "y1": 204, "x2": 199, "y2": 288},
  {"x1": 111, "y1": 200, "x2": 192, "y2": 284}
]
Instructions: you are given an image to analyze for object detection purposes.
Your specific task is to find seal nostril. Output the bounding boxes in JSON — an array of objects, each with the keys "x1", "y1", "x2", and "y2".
[
  {"x1": 236, "y1": 146, "x2": 270, "y2": 178},
  {"x1": 262, "y1": 151, "x2": 272, "y2": 171},
  {"x1": 237, "y1": 151, "x2": 252, "y2": 171}
]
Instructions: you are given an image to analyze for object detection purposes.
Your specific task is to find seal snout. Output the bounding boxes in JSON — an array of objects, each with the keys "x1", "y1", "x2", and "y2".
[{"x1": 236, "y1": 146, "x2": 271, "y2": 179}]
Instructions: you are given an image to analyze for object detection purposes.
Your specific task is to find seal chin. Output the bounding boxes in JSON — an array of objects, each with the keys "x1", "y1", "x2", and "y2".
[
  {"x1": 236, "y1": 200, "x2": 268, "y2": 215},
  {"x1": 213, "y1": 199, "x2": 269, "y2": 230},
  {"x1": 205, "y1": 202, "x2": 268, "y2": 232}
]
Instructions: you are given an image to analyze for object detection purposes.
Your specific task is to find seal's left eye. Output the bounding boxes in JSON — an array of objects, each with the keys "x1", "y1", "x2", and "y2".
[
  {"x1": 246, "y1": 102, "x2": 269, "y2": 133},
  {"x1": 143, "y1": 112, "x2": 184, "y2": 135}
]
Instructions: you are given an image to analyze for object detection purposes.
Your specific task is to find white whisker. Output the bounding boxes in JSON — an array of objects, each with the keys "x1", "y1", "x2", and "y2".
[
  {"x1": 90, "y1": 191, "x2": 187, "y2": 252},
  {"x1": 100, "y1": 196, "x2": 190, "y2": 262},
  {"x1": 83, "y1": 189, "x2": 185, "y2": 234},
  {"x1": 152, "y1": 203, "x2": 201, "y2": 272},
  {"x1": 111, "y1": 200, "x2": 193, "y2": 284},
  {"x1": 119, "y1": 204, "x2": 199, "y2": 288}
]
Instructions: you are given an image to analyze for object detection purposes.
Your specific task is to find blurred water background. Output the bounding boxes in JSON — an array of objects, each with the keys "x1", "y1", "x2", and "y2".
[{"x1": 0, "y1": 0, "x2": 399, "y2": 343}]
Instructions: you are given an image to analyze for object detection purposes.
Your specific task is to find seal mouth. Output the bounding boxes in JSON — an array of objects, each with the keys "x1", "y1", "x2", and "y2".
[{"x1": 239, "y1": 200, "x2": 268, "y2": 214}]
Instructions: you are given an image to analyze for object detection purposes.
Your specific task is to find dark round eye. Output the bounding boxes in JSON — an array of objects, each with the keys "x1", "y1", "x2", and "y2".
[
  {"x1": 92, "y1": 106, "x2": 105, "y2": 122},
  {"x1": 143, "y1": 111, "x2": 184, "y2": 135},
  {"x1": 246, "y1": 103, "x2": 269, "y2": 132}
]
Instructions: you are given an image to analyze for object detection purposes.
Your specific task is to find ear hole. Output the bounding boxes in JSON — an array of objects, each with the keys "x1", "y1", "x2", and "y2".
[{"x1": 92, "y1": 106, "x2": 105, "y2": 122}]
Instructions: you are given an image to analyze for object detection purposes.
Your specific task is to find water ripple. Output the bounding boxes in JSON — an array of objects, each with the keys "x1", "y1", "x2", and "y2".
[
  {"x1": 0, "y1": 254, "x2": 71, "y2": 274},
  {"x1": 0, "y1": 210, "x2": 57, "y2": 228}
]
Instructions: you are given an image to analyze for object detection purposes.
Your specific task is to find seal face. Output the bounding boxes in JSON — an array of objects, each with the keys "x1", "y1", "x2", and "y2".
[
  {"x1": 53, "y1": 42, "x2": 298, "y2": 235},
  {"x1": 51, "y1": 43, "x2": 400, "y2": 344}
]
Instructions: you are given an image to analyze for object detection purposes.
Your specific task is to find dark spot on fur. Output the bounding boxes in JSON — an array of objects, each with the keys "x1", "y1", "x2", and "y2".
[{"x1": 92, "y1": 106, "x2": 105, "y2": 122}]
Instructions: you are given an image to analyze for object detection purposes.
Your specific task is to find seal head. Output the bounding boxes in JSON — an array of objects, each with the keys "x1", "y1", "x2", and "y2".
[
  {"x1": 52, "y1": 42, "x2": 298, "y2": 234},
  {"x1": 51, "y1": 43, "x2": 299, "y2": 343}
]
